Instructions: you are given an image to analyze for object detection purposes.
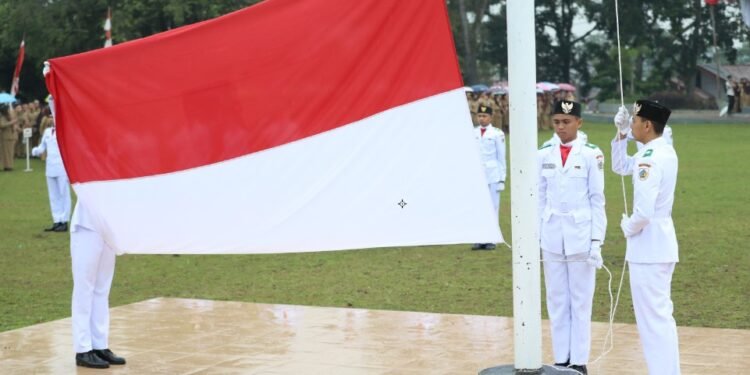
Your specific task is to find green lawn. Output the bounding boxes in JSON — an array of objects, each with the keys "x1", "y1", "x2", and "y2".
[{"x1": 1, "y1": 122, "x2": 748, "y2": 332}]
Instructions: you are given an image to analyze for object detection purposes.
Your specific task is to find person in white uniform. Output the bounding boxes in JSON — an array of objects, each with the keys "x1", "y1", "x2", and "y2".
[
  {"x1": 70, "y1": 200, "x2": 126, "y2": 368},
  {"x1": 473, "y1": 104, "x2": 506, "y2": 250},
  {"x1": 538, "y1": 100, "x2": 606, "y2": 375},
  {"x1": 31, "y1": 119, "x2": 71, "y2": 232},
  {"x1": 612, "y1": 100, "x2": 681, "y2": 375},
  {"x1": 543, "y1": 129, "x2": 588, "y2": 148},
  {"x1": 628, "y1": 124, "x2": 672, "y2": 150}
]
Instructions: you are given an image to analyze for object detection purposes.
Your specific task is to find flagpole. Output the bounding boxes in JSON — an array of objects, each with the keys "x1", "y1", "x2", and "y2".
[{"x1": 480, "y1": 1, "x2": 562, "y2": 373}]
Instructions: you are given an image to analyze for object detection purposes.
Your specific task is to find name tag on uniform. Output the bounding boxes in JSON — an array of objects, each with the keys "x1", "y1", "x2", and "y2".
[
  {"x1": 542, "y1": 163, "x2": 555, "y2": 169},
  {"x1": 574, "y1": 165, "x2": 581, "y2": 169}
]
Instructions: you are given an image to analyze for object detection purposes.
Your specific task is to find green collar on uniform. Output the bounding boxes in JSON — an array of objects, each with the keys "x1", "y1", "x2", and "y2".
[
  {"x1": 539, "y1": 143, "x2": 553, "y2": 150},
  {"x1": 643, "y1": 149, "x2": 653, "y2": 157}
]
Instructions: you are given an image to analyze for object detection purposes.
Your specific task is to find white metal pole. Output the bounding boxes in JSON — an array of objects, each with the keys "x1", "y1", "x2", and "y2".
[
  {"x1": 507, "y1": 0, "x2": 541, "y2": 370},
  {"x1": 24, "y1": 136, "x2": 32, "y2": 172}
]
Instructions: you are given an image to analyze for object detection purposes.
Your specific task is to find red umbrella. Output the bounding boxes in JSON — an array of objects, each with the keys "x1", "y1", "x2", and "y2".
[{"x1": 557, "y1": 83, "x2": 576, "y2": 91}]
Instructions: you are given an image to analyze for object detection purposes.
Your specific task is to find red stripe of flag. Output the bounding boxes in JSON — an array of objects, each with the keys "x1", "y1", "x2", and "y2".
[{"x1": 45, "y1": 0, "x2": 462, "y2": 183}]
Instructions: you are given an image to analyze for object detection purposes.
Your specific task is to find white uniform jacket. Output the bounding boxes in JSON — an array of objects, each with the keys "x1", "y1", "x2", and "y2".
[
  {"x1": 543, "y1": 130, "x2": 588, "y2": 148},
  {"x1": 475, "y1": 125, "x2": 506, "y2": 184},
  {"x1": 612, "y1": 136, "x2": 679, "y2": 263},
  {"x1": 538, "y1": 139, "x2": 606, "y2": 255},
  {"x1": 31, "y1": 127, "x2": 67, "y2": 177},
  {"x1": 629, "y1": 125, "x2": 673, "y2": 150}
]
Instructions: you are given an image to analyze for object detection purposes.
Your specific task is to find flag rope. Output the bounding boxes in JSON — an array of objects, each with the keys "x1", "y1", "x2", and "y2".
[{"x1": 593, "y1": 0, "x2": 631, "y2": 370}]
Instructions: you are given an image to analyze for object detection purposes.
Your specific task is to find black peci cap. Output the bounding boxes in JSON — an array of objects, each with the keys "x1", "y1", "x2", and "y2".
[
  {"x1": 552, "y1": 100, "x2": 581, "y2": 117},
  {"x1": 633, "y1": 100, "x2": 671, "y2": 124}
]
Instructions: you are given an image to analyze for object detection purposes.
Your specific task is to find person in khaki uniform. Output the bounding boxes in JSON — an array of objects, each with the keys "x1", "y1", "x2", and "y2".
[
  {"x1": 29, "y1": 101, "x2": 43, "y2": 147},
  {"x1": 500, "y1": 94, "x2": 510, "y2": 134},
  {"x1": 38, "y1": 106, "x2": 54, "y2": 138},
  {"x1": 491, "y1": 94, "x2": 504, "y2": 131},
  {"x1": 536, "y1": 92, "x2": 545, "y2": 130},
  {"x1": 13, "y1": 105, "x2": 25, "y2": 157},
  {"x1": 541, "y1": 92, "x2": 553, "y2": 130},
  {"x1": 0, "y1": 104, "x2": 20, "y2": 171},
  {"x1": 467, "y1": 92, "x2": 479, "y2": 126}
]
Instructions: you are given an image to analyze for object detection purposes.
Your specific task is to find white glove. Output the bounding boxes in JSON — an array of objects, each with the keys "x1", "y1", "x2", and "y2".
[
  {"x1": 497, "y1": 181, "x2": 505, "y2": 192},
  {"x1": 620, "y1": 213, "x2": 635, "y2": 237},
  {"x1": 614, "y1": 106, "x2": 631, "y2": 135},
  {"x1": 587, "y1": 242, "x2": 603, "y2": 269},
  {"x1": 42, "y1": 61, "x2": 51, "y2": 77}
]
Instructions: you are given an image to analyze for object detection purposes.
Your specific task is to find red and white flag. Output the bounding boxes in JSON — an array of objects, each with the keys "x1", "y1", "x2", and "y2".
[
  {"x1": 10, "y1": 39, "x2": 25, "y2": 96},
  {"x1": 44, "y1": 0, "x2": 502, "y2": 254},
  {"x1": 103, "y1": 8, "x2": 112, "y2": 48}
]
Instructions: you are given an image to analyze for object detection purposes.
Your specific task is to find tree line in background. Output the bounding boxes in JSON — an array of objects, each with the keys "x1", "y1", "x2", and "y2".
[{"x1": 1, "y1": 0, "x2": 748, "y2": 106}]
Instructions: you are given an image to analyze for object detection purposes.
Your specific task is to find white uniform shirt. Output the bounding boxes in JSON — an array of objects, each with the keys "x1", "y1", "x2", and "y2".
[
  {"x1": 475, "y1": 125, "x2": 506, "y2": 184},
  {"x1": 612, "y1": 136, "x2": 679, "y2": 263},
  {"x1": 538, "y1": 139, "x2": 606, "y2": 255},
  {"x1": 726, "y1": 80, "x2": 735, "y2": 96},
  {"x1": 543, "y1": 130, "x2": 588, "y2": 148},
  {"x1": 629, "y1": 125, "x2": 672, "y2": 150},
  {"x1": 31, "y1": 127, "x2": 67, "y2": 177}
]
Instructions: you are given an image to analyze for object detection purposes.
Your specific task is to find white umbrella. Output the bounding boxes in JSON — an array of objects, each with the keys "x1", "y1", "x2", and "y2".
[{"x1": 0, "y1": 92, "x2": 17, "y2": 104}]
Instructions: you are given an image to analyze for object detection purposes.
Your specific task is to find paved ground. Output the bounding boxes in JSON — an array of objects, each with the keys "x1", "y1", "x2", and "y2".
[{"x1": 1, "y1": 298, "x2": 748, "y2": 374}]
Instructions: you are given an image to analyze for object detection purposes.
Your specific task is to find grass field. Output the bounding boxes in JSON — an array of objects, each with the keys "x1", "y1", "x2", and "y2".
[{"x1": 1, "y1": 122, "x2": 748, "y2": 333}]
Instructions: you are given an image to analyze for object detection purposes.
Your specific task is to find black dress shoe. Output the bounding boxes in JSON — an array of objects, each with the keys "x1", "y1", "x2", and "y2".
[
  {"x1": 471, "y1": 243, "x2": 485, "y2": 250},
  {"x1": 568, "y1": 364, "x2": 587, "y2": 374},
  {"x1": 53, "y1": 222, "x2": 68, "y2": 232},
  {"x1": 93, "y1": 348, "x2": 126, "y2": 365},
  {"x1": 76, "y1": 351, "x2": 109, "y2": 368},
  {"x1": 44, "y1": 222, "x2": 60, "y2": 232},
  {"x1": 553, "y1": 361, "x2": 569, "y2": 367},
  {"x1": 484, "y1": 243, "x2": 496, "y2": 250}
]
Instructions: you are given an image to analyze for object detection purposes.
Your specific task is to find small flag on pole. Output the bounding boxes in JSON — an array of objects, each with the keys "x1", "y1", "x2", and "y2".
[
  {"x1": 10, "y1": 39, "x2": 25, "y2": 96},
  {"x1": 103, "y1": 8, "x2": 112, "y2": 48}
]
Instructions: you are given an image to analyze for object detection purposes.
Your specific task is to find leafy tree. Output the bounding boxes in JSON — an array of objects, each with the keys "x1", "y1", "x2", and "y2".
[{"x1": 0, "y1": 0, "x2": 260, "y2": 100}]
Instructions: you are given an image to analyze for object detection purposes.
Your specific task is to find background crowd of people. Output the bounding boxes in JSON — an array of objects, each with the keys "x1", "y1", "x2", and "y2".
[
  {"x1": 0, "y1": 100, "x2": 54, "y2": 171},
  {"x1": 464, "y1": 86, "x2": 578, "y2": 132}
]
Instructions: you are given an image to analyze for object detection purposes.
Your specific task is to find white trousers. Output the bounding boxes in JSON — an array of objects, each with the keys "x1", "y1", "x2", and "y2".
[
  {"x1": 629, "y1": 262, "x2": 681, "y2": 375},
  {"x1": 46, "y1": 174, "x2": 71, "y2": 223},
  {"x1": 488, "y1": 182, "x2": 500, "y2": 216},
  {"x1": 542, "y1": 251, "x2": 595, "y2": 365},
  {"x1": 71, "y1": 227, "x2": 116, "y2": 353}
]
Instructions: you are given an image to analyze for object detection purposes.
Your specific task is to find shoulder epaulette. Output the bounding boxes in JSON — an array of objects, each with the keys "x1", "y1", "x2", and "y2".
[
  {"x1": 539, "y1": 143, "x2": 553, "y2": 150},
  {"x1": 585, "y1": 143, "x2": 599, "y2": 149},
  {"x1": 643, "y1": 149, "x2": 653, "y2": 157}
]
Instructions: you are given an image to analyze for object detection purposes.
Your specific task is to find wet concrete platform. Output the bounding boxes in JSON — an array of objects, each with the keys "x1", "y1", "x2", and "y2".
[{"x1": 0, "y1": 298, "x2": 747, "y2": 374}]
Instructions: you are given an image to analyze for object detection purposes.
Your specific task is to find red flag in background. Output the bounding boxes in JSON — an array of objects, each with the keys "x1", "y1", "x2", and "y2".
[
  {"x1": 10, "y1": 39, "x2": 25, "y2": 96},
  {"x1": 103, "y1": 8, "x2": 112, "y2": 48}
]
